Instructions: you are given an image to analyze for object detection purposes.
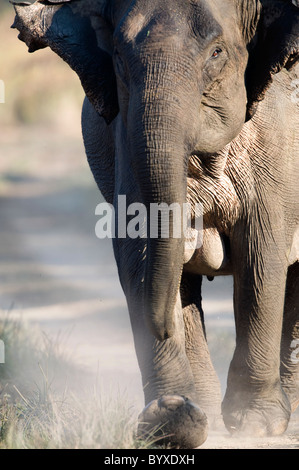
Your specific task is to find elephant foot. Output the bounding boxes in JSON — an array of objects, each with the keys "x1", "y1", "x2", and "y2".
[
  {"x1": 222, "y1": 388, "x2": 292, "y2": 437},
  {"x1": 137, "y1": 395, "x2": 208, "y2": 449}
]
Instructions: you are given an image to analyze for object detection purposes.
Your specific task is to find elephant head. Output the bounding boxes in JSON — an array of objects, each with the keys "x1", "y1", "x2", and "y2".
[{"x1": 12, "y1": 0, "x2": 299, "y2": 341}]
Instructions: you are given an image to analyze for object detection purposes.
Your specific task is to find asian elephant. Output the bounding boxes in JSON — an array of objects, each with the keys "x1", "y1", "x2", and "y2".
[{"x1": 12, "y1": 0, "x2": 299, "y2": 448}]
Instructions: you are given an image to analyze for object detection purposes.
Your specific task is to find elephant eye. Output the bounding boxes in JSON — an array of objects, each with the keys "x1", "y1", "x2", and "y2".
[{"x1": 211, "y1": 48, "x2": 222, "y2": 59}]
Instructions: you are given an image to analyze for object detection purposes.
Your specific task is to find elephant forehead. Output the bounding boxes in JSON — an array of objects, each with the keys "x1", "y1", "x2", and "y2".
[
  {"x1": 120, "y1": 0, "x2": 221, "y2": 46},
  {"x1": 124, "y1": 12, "x2": 147, "y2": 42},
  {"x1": 122, "y1": 9, "x2": 188, "y2": 44}
]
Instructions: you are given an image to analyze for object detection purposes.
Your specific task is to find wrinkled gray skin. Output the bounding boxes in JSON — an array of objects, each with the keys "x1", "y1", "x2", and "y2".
[{"x1": 12, "y1": 0, "x2": 299, "y2": 448}]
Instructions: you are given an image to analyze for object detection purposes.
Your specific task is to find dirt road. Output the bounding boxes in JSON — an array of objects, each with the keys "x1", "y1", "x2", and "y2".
[{"x1": 0, "y1": 125, "x2": 298, "y2": 449}]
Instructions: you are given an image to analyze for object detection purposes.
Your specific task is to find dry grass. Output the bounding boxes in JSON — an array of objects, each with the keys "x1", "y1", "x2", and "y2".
[{"x1": 0, "y1": 315, "x2": 160, "y2": 449}]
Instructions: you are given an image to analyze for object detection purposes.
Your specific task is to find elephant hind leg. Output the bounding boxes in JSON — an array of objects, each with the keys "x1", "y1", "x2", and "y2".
[
  {"x1": 281, "y1": 262, "x2": 299, "y2": 412},
  {"x1": 180, "y1": 272, "x2": 222, "y2": 426}
]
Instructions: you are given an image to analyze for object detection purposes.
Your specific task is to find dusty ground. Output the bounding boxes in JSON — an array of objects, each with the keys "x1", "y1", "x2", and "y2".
[{"x1": 0, "y1": 124, "x2": 298, "y2": 449}]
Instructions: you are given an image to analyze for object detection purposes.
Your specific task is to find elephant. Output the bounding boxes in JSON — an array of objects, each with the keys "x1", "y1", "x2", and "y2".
[{"x1": 12, "y1": 0, "x2": 299, "y2": 449}]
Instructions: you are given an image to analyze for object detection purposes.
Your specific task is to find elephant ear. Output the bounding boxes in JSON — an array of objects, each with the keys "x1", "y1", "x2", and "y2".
[
  {"x1": 12, "y1": 0, "x2": 118, "y2": 124},
  {"x1": 235, "y1": 0, "x2": 262, "y2": 43},
  {"x1": 244, "y1": 0, "x2": 299, "y2": 119}
]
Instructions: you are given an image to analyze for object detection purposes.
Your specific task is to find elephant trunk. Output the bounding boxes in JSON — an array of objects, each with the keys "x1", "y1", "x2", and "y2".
[{"x1": 128, "y1": 91, "x2": 191, "y2": 341}]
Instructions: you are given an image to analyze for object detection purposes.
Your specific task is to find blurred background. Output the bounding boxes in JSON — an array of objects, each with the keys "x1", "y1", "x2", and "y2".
[{"x1": 2, "y1": 1, "x2": 297, "y2": 449}]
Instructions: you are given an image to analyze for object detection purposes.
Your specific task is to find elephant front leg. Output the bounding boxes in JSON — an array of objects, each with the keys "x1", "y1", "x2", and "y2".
[
  {"x1": 130, "y1": 292, "x2": 208, "y2": 448},
  {"x1": 113, "y1": 204, "x2": 208, "y2": 448},
  {"x1": 222, "y1": 221, "x2": 292, "y2": 437}
]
